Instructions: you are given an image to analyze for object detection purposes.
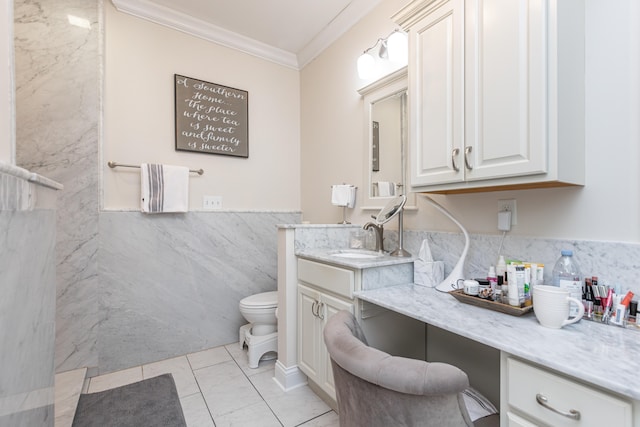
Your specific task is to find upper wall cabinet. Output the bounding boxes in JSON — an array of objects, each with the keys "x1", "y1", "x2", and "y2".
[{"x1": 392, "y1": 0, "x2": 585, "y2": 194}]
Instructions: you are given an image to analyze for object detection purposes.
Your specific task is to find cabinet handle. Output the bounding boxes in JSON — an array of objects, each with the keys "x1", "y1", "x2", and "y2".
[
  {"x1": 317, "y1": 302, "x2": 325, "y2": 320},
  {"x1": 464, "y1": 146, "x2": 473, "y2": 170},
  {"x1": 311, "y1": 301, "x2": 318, "y2": 317},
  {"x1": 451, "y1": 148, "x2": 460, "y2": 172},
  {"x1": 535, "y1": 393, "x2": 581, "y2": 420}
]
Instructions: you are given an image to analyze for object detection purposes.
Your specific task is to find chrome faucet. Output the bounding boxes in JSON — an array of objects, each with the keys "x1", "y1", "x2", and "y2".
[{"x1": 363, "y1": 221, "x2": 384, "y2": 252}]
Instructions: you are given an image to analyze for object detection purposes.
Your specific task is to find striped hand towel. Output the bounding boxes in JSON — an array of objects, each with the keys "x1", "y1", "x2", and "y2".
[{"x1": 141, "y1": 163, "x2": 189, "y2": 213}]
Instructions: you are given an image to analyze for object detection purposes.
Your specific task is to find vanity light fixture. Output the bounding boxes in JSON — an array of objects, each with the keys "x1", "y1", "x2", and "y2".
[
  {"x1": 357, "y1": 29, "x2": 408, "y2": 79},
  {"x1": 357, "y1": 52, "x2": 376, "y2": 80},
  {"x1": 387, "y1": 30, "x2": 408, "y2": 63}
]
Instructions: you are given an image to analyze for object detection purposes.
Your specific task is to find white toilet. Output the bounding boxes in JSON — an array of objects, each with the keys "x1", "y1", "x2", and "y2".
[{"x1": 238, "y1": 291, "x2": 278, "y2": 368}]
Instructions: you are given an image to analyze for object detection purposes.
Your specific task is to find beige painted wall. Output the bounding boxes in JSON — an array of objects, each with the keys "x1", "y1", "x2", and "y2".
[
  {"x1": 103, "y1": 2, "x2": 300, "y2": 211},
  {"x1": 301, "y1": 0, "x2": 640, "y2": 242},
  {"x1": 301, "y1": 0, "x2": 406, "y2": 226},
  {"x1": 0, "y1": 0, "x2": 14, "y2": 164}
]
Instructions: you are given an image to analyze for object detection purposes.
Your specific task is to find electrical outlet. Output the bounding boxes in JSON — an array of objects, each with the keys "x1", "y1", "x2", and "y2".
[
  {"x1": 203, "y1": 195, "x2": 223, "y2": 210},
  {"x1": 497, "y1": 199, "x2": 517, "y2": 225}
]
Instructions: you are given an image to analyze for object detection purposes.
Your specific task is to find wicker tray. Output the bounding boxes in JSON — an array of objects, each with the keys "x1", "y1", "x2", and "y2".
[{"x1": 449, "y1": 289, "x2": 533, "y2": 316}]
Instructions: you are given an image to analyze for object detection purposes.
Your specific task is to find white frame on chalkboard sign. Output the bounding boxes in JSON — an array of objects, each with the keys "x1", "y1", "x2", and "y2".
[{"x1": 174, "y1": 74, "x2": 249, "y2": 158}]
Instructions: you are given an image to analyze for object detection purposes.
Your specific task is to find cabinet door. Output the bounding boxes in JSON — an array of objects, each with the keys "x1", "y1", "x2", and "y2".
[
  {"x1": 297, "y1": 284, "x2": 321, "y2": 381},
  {"x1": 409, "y1": 0, "x2": 465, "y2": 187},
  {"x1": 506, "y1": 411, "x2": 539, "y2": 427},
  {"x1": 319, "y1": 293, "x2": 353, "y2": 399},
  {"x1": 464, "y1": 0, "x2": 547, "y2": 181},
  {"x1": 507, "y1": 357, "x2": 633, "y2": 427}
]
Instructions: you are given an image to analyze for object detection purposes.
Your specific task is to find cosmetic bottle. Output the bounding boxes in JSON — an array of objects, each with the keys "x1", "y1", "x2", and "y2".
[
  {"x1": 584, "y1": 280, "x2": 594, "y2": 319},
  {"x1": 523, "y1": 264, "x2": 532, "y2": 306},
  {"x1": 496, "y1": 255, "x2": 507, "y2": 283},
  {"x1": 508, "y1": 265, "x2": 523, "y2": 307},
  {"x1": 487, "y1": 265, "x2": 497, "y2": 296}
]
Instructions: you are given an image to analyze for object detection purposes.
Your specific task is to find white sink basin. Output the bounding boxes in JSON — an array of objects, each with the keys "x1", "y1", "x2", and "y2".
[{"x1": 330, "y1": 250, "x2": 384, "y2": 259}]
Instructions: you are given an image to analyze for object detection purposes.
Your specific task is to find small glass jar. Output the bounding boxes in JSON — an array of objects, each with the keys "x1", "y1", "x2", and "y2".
[{"x1": 349, "y1": 230, "x2": 366, "y2": 249}]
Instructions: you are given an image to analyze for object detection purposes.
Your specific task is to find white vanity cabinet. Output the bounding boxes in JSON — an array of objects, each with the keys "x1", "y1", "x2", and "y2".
[
  {"x1": 297, "y1": 258, "x2": 356, "y2": 402},
  {"x1": 297, "y1": 284, "x2": 352, "y2": 399},
  {"x1": 296, "y1": 256, "x2": 425, "y2": 404},
  {"x1": 393, "y1": 0, "x2": 585, "y2": 193},
  {"x1": 501, "y1": 355, "x2": 633, "y2": 427}
]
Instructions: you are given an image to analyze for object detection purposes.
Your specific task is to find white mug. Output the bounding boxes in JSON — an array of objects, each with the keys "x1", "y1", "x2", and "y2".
[{"x1": 533, "y1": 285, "x2": 585, "y2": 329}]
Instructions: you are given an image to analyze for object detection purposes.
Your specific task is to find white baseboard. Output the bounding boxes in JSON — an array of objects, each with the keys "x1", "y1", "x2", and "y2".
[{"x1": 273, "y1": 360, "x2": 307, "y2": 392}]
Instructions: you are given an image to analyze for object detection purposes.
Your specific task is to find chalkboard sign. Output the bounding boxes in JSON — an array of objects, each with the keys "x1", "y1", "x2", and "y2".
[{"x1": 174, "y1": 74, "x2": 249, "y2": 157}]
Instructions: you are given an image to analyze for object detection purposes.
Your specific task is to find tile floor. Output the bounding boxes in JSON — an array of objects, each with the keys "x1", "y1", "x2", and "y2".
[{"x1": 54, "y1": 343, "x2": 339, "y2": 427}]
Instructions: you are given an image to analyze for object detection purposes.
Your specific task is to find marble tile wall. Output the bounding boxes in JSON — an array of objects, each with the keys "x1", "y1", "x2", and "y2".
[
  {"x1": 292, "y1": 224, "x2": 362, "y2": 252},
  {"x1": 12, "y1": 0, "x2": 305, "y2": 378},
  {"x1": 292, "y1": 224, "x2": 640, "y2": 296},
  {"x1": 0, "y1": 168, "x2": 58, "y2": 426},
  {"x1": 98, "y1": 211, "x2": 301, "y2": 374},
  {"x1": 14, "y1": 0, "x2": 100, "y2": 374},
  {"x1": 402, "y1": 231, "x2": 640, "y2": 296}
]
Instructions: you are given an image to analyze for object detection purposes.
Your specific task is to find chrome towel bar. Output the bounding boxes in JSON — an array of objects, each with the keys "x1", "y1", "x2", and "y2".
[{"x1": 108, "y1": 161, "x2": 204, "y2": 175}]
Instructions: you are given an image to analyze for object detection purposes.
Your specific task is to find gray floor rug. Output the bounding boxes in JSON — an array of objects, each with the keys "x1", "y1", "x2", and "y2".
[{"x1": 72, "y1": 373, "x2": 187, "y2": 427}]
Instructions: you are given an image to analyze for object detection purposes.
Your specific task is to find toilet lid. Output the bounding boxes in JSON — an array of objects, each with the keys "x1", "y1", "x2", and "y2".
[{"x1": 240, "y1": 291, "x2": 278, "y2": 308}]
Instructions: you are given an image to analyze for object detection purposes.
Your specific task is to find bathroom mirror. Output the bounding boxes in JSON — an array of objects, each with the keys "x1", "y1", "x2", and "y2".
[
  {"x1": 374, "y1": 194, "x2": 406, "y2": 225},
  {"x1": 358, "y1": 67, "x2": 415, "y2": 210}
]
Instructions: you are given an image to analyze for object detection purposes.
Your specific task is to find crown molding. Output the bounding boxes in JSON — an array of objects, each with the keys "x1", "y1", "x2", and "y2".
[
  {"x1": 296, "y1": 0, "x2": 384, "y2": 69},
  {"x1": 391, "y1": 0, "x2": 444, "y2": 29},
  {"x1": 111, "y1": 0, "x2": 299, "y2": 69}
]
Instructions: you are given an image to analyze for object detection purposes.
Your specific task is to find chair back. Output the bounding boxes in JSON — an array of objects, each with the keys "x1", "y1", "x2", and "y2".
[{"x1": 323, "y1": 310, "x2": 475, "y2": 427}]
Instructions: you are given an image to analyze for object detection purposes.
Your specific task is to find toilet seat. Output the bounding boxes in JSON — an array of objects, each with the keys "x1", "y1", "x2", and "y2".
[{"x1": 239, "y1": 291, "x2": 277, "y2": 309}]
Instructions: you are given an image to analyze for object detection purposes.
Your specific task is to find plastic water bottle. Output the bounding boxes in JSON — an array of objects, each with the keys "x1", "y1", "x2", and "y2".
[{"x1": 552, "y1": 250, "x2": 582, "y2": 316}]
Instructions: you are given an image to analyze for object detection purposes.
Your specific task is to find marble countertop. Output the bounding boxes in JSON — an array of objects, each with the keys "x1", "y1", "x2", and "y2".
[
  {"x1": 296, "y1": 249, "x2": 415, "y2": 269},
  {"x1": 355, "y1": 283, "x2": 640, "y2": 401}
]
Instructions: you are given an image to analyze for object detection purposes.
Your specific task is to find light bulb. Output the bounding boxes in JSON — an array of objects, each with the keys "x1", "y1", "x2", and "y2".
[
  {"x1": 387, "y1": 31, "x2": 408, "y2": 64},
  {"x1": 357, "y1": 52, "x2": 375, "y2": 79}
]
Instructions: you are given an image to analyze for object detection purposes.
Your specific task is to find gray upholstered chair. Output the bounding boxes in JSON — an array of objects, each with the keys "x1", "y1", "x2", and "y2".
[{"x1": 323, "y1": 310, "x2": 500, "y2": 427}]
